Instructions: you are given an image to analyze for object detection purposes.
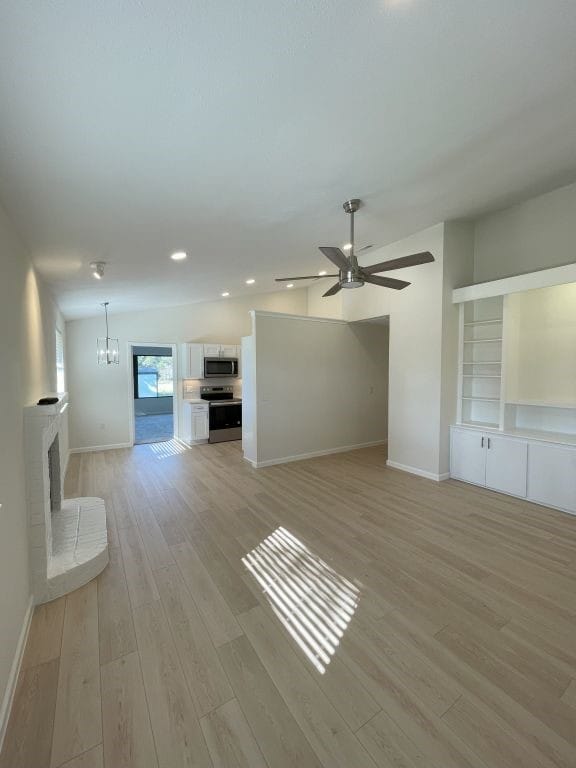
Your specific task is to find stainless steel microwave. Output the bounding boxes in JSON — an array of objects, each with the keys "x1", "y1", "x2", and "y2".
[{"x1": 204, "y1": 357, "x2": 239, "y2": 378}]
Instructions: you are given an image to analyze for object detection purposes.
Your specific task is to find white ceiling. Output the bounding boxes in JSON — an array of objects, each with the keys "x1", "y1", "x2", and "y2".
[{"x1": 1, "y1": 0, "x2": 576, "y2": 318}]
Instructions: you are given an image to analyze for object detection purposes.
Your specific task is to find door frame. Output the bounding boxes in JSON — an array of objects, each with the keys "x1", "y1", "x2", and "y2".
[{"x1": 127, "y1": 341, "x2": 179, "y2": 446}]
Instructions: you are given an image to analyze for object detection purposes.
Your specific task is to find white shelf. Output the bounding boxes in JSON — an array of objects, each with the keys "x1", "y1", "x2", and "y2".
[
  {"x1": 463, "y1": 338, "x2": 503, "y2": 344},
  {"x1": 462, "y1": 374, "x2": 501, "y2": 378},
  {"x1": 462, "y1": 360, "x2": 501, "y2": 365},
  {"x1": 463, "y1": 319, "x2": 502, "y2": 327},
  {"x1": 460, "y1": 420, "x2": 500, "y2": 430},
  {"x1": 506, "y1": 400, "x2": 576, "y2": 409},
  {"x1": 503, "y1": 427, "x2": 576, "y2": 447},
  {"x1": 462, "y1": 396, "x2": 500, "y2": 403}
]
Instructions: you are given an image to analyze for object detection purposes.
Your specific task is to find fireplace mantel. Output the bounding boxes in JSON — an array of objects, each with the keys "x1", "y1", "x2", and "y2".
[{"x1": 24, "y1": 393, "x2": 109, "y2": 603}]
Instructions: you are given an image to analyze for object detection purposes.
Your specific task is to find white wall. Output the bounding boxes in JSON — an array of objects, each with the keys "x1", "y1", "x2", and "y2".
[
  {"x1": 474, "y1": 181, "x2": 576, "y2": 283},
  {"x1": 307, "y1": 277, "x2": 344, "y2": 319},
  {"x1": 66, "y1": 289, "x2": 307, "y2": 450},
  {"x1": 341, "y1": 224, "x2": 447, "y2": 479},
  {"x1": 506, "y1": 282, "x2": 576, "y2": 405},
  {"x1": 248, "y1": 312, "x2": 388, "y2": 465},
  {"x1": 0, "y1": 203, "x2": 63, "y2": 729}
]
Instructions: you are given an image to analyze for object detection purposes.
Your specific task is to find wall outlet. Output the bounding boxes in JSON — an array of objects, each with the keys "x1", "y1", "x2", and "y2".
[{"x1": 99, "y1": 423, "x2": 105, "y2": 430}]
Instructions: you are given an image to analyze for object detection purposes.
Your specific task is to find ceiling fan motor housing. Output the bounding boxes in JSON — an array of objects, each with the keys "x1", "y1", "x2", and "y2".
[{"x1": 341, "y1": 267, "x2": 365, "y2": 288}]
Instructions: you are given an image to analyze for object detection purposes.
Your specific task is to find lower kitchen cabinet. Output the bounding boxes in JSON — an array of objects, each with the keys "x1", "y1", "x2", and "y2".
[{"x1": 183, "y1": 402, "x2": 209, "y2": 444}]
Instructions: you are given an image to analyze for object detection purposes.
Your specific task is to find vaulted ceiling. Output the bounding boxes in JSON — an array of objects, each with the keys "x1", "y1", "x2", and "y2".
[{"x1": 1, "y1": 0, "x2": 576, "y2": 317}]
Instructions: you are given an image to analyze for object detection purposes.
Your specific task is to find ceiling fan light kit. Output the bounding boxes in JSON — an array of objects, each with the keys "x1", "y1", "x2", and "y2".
[{"x1": 275, "y1": 199, "x2": 434, "y2": 297}]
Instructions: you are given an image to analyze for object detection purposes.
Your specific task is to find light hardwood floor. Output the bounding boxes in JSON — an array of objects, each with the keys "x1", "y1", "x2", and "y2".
[{"x1": 1, "y1": 441, "x2": 576, "y2": 767}]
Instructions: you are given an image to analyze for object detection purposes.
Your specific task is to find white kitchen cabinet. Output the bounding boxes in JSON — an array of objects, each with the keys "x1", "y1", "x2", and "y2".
[
  {"x1": 528, "y1": 442, "x2": 576, "y2": 513},
  {"x1": 450, "y1": 427, "x2": 527, "y2": 497},
  {"x1": 220, "y1": 344, "x2": 238, "y2": 358},
  {"x1": 181, "y1": 343, "x2": 204, "y2": 379},
  {"x1": 183, "y1": 402, "x2": 209, "y2": 443},
  {"x1": 203, "y1": 343, "x2": 221, "y2": 358},
  {"x1": 485, "y1": 435, "x2": 527, "y2": 497}
]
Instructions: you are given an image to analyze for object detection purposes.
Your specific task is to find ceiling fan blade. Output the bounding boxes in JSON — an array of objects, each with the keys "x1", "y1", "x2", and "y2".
[
  {"x1": 323, "y1": 282, "x2": 342, "y2": 297},
  {"x1": 319, "y1": 246, "x2": 349, "y2": 271},
  {"x1": 363, "y1": 274, "x2": 410, "y2": 290},
  {"x1": 363, "y1": 251, "x2": 434, "y2": 274},
  {"x1": 275, "y1": 274, "x2": 338, "y2": 282}
]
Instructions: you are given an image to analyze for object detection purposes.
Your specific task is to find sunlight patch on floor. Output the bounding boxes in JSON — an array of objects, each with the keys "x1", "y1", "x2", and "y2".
[
  {"x1": 147, "y1": 438, "x2": 190, "y2": 459},
  {"x1": 243, "y1": 527, "x2": 360, "y2": 674}
]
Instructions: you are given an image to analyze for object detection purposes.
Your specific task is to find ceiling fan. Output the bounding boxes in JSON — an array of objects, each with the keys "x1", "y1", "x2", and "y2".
[{"x1": 276, "y1": 199, "x2": 434, "y2": 297}]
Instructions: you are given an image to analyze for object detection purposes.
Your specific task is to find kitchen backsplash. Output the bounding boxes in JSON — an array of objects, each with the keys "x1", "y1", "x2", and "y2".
[{"x1": 183, "y1": 378, "x2": 242, "y2": 399}]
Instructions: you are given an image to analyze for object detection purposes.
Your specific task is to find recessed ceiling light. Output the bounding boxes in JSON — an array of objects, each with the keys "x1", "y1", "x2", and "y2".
[
  {"x1": 171, "y1": 251, "x2": 187, "y2": 261},
  {"x1": 221, "y1": 291, "x2": 230, "y2": 297},
  {"x1": 286, "y1": 283, "x2": 294, "y2": 289},
  {"x1": 90, "y1": 261, "x2": 105, "y2": 279},
  {"x1": 342, "y1": 243, "x2": 352, "y2": 251},
  {"x1": 318, "y1": 270, "x2": 327, "y2": 276},
  {"x1": 245, "y1": 278, "x2": 255, "y2": 285}
]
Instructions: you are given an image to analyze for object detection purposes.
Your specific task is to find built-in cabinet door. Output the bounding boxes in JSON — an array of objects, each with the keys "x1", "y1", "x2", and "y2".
[
  {"x1": 485, "y1": 435, "x2": 527, "y2": 497},
  {"x1": 203, "y1": 343, "x2": 221, "y2": 358},
  {"x1": 528, "y1": 442, "x2": 576, "y2": 513},
  {"x1": 450, "y1": 429, "x2": 486, "y2": 485}
]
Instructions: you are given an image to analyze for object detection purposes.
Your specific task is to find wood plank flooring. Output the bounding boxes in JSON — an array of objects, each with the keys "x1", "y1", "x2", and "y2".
[{"x1": 1, "y1": 441, "x2": 576, "y2": 767}]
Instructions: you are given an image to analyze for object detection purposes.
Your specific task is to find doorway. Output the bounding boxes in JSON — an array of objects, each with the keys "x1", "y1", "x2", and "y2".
[{"x1": 132, "y1": 345, "x2": 174, "y2": 444}]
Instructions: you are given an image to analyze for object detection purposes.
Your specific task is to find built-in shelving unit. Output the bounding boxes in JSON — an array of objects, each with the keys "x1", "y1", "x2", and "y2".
[
  {"x1": 503, "y1": 401, "x2": 576, "y2": 445},
  {"x1": 457, "y1": 295, "x2": 504, "y2": 429}
]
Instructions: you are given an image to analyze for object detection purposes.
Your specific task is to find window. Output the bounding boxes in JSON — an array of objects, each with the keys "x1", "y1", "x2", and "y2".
[
  {"x1": 55, "y1": 328, "x2": 65, "y2": 393},
  {"x1": 133, "y1": 354, "x2": 173, "y2": 398}
]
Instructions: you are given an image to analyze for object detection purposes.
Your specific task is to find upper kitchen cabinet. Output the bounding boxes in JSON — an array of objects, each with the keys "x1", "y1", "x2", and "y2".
[
  {"x1": 181, "y1": 343, "x2": 204, "y2": 379},
  {"x1": 181, "y1": 342, "x2": 241, "y2": 379},
  {"x1": 220, "y1": 344, "x2": 238, "y2": 358},
  {"x1": 204, "y1": 343, "x2": 239, "y2": 358},
  {"x1": 203, "y1": 343, "x2": 222, "y2": 357}
]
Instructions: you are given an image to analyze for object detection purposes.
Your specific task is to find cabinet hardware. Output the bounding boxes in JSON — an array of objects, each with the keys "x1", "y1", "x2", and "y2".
[
  {"x1": 487, "y1": 438, "x2": 491, "y2": 449},
  {"x1": 481, "y1": 436, "x2": 484, "y2": 447}
]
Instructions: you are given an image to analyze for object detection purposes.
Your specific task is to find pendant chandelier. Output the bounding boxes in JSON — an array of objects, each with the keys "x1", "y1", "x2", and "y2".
[{"x1": 97, "y1": 301, "x2": 119, "y2": 365}]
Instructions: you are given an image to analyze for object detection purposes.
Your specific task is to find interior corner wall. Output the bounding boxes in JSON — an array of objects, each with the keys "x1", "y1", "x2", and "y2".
[
  {"x1": 473, "y1": 181, "x2": 576, "y2": 283},
  {"x1": 66, "y1": 288, "x2": 308, "y2": 451},
  {"x1": 252, "y1": 314, "x2": 388, "y2": 465},
  {"x1": 341, "y1": 224, "x2": 446, "y2": 479},
  {"x1": 0, "y1": 203, "x2": 63, "y2": 724}
]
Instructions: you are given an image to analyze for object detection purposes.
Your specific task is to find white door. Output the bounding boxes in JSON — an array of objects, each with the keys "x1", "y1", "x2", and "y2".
[
  {"x1": 485, "y1": 435, "x2": 528, "y2": 497},
  {"x1": 203, "y1": 343, "x2": 221, "y2": 357},
  {"x1": 220, "y1": 344, "x2": 237, "y2": 358},
  {"x1": 528, "y1": 442, "x2": 576, "y2": 513},
  {"x1": 450, "y1": 429, "x2": 486, "y2": 485}
]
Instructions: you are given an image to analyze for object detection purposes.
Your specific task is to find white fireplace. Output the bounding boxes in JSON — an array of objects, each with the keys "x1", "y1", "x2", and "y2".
[{"x1": 24, "y1": 394, "x2": 108, "y2": 604}]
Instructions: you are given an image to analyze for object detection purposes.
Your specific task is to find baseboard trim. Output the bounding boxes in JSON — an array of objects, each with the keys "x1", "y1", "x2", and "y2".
[
  {"x1": 0, "y1": 595, "x2": 34, "y2": 754},
  {"x1": 251, "y1": 440, "x2": 387, "y2": 469},
  {"x1": 386, "y1": 460, "x2": 449, "y2": 482},
  {"x1": 70, "y1": 442, "x2": 132, "y2": 453}
]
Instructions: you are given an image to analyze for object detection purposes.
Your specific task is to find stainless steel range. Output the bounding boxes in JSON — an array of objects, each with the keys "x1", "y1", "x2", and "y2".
[{"x1": 200, "y1": 385, "x2": 242, "y2": 443}]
